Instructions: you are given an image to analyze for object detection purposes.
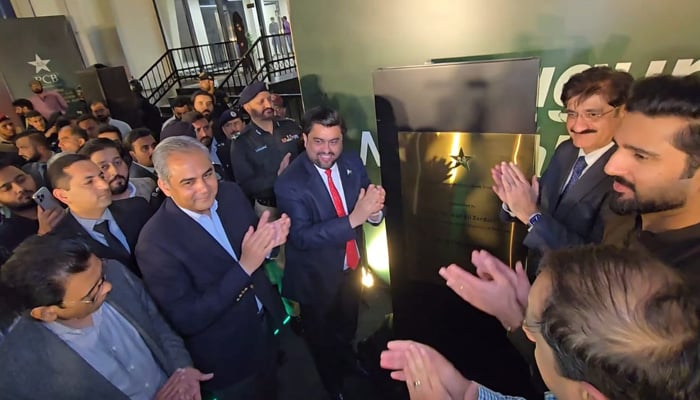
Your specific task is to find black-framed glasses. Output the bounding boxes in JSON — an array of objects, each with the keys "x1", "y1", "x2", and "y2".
[
  {"x1": 557, "y1": 107, "x2": 619, "y2": 123},
  {"x1": 60, "y1": 261, "x2": 108, "y2": 306}
]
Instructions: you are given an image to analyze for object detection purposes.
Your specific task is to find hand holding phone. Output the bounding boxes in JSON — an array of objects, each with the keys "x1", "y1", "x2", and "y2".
[{"x1": 32, "y1": 187, "x2": 61, "y2": 211}]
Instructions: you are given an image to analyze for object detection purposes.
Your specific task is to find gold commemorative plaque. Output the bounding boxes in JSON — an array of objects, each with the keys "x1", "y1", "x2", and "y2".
[{"x1": 398, "y1": 131, "x2": 536, "y2": 284}]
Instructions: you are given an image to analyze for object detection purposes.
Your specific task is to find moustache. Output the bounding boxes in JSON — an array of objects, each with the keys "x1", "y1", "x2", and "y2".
[
  {"x1": 571, "y1": 129, "x2": 597, "y2": 135},
  {"x1": 318, "y1": 152, "x2": 335, "y2": 157},
  {"x1": 263, "y1": 107, "x2": 275, "y2": 113},
  {"x1": 109, "y1": 175, "x2": 127, "y2": 184},
  {"x1": 613, "y1": 176, "x2": 635, "y2": 190},
  {"x1": 19, "y1": 190, "x2": 34, "y2": 200}
]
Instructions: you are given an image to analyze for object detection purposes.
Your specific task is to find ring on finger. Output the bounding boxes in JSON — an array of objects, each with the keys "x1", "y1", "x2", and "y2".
[{"x1": 413, "y1": 380, "x2": 421, "y2": 388}]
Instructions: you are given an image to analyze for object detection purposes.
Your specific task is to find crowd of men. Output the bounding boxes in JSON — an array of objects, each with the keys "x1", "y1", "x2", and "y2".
[{"x1": 0, "y1": 68, "x2": 699, "y2": 400}]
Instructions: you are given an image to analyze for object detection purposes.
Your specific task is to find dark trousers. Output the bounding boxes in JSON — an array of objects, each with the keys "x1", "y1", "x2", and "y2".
[
  {"x1": 300, "y1": 268, "x2": 362, "y2": 394},
  {"x1": 203, "y1": 312, "x2": 279, "y2": 400}
]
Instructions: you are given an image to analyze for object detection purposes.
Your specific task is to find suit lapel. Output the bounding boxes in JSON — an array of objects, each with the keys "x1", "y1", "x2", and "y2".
[
  {"x1": 302, "y1": 156, "x2": 338, "y2": 217},
  {"x1": 555, "y1": 145, "x2": 616, "y2": 216},
  {"x1": 545, "y1": 143, "x2": 579, "y2": 211},
  {"x1": 61, "y1": 214, "x2": 129, "y2": 263},
  {"x1": 337, "y1": 156, "x2": 359, "y2": 212},
  {"x1": 164, "y1": 199, "x2": 239, "y2": 262}
]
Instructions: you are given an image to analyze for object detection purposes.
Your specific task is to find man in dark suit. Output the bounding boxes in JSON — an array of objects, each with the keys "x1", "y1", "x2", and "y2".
[
  {"x1": 0, "y1": 235, "x2": 211, "y2": 399},
  {"x1": 274, "y1": 107, "x2": 385, "y2": 399},
  {"x1": 125, "y1": 128, "x2": 158, "y2": 182},
  {"x1": 135, "y1": 136, "x2": 290, "y2": 399},
  {"x1": 47, "y1": 153, "x2": 152, "y2": 276},
  {"x1": 493, "y1": 66, "x2": 633, "y2": 279}
]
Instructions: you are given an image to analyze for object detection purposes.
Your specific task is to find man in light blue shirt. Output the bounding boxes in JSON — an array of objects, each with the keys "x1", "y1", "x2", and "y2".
[
  {"x1": 381, "y1": 246, "x2": 700, "y2": 400},
  {"x1": 0, "y1": 235, "x2": 212, "y2": 399}
]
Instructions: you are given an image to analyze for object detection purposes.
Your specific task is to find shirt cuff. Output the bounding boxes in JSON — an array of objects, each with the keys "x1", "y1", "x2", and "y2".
[
  {"x1": 502, "y1": 203, "x2": 516, "y2": 217},
  {"x1": 367, "y1": 210, "x2": 383, "y2": 224}
]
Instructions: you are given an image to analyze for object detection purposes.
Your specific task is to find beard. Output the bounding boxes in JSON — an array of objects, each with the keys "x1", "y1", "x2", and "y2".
[
  {"x1": 31, "y1": 88, "x2": 42, "y2": 94},
  {"x1": 609, "y1": 176, "x2": 687, "y2": 215},
  {"x1": 109, "y1": 175, "x2": 129, "y2": 195},
  {"x1": 24, "y1": 151, "x2": 40, "y2": 162},
  {"x1": 199, "y1": 136, "x2": 213, "y2": 148},
  {"x1": 9, "y1": 190, "x2": 36, "y2": 212},
  {"x1": 95, "y1": 115, "x2": 109, "y2": 123}
]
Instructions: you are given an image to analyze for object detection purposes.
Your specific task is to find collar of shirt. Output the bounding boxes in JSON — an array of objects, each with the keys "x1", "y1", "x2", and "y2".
[
  {"x1": 253, "y1": 120, "x2": 280, "y2": 135},
  {"x1": 126, "y1": 181, "x2": 136, "y2": 198},
  {"x1": 209, "y1": 137, "x2": 222, "y2": 166},
  {"x1": 134, "y1": 162, "x2": 155, "y2": 174},
  {"x1": 72, "y1": 208, "x2": 113, "y2": 233},
  {"x1": 44, "y1": 302, "x2": 104, "y2": 338},
  {"x1": 313, "y1": 163, "x2": 348, "y2": 211},
  {"x1": 577, "y1": 141, "x2": 615, "y2": 174},
  {"x1": 176, "y1": 199, "x2": 218, "y2": 221}
]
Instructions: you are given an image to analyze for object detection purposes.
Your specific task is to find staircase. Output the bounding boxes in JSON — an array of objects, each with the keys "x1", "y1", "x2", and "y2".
[{"x1": 137, "y1": 34, "x2": 300, "y2": 117}]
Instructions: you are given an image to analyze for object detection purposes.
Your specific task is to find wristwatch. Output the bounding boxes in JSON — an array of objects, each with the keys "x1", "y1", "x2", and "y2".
[{"x1": 527, "y1": 212, "x2": 542, "y2": 232}]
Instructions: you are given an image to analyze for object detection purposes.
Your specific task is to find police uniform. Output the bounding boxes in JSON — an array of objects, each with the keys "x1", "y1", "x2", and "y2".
[{"x1": 231, "y1": 119, "x2": 303, "y2": 207}]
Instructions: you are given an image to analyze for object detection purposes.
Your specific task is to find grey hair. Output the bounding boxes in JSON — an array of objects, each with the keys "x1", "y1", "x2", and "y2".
[{"x1": 152, "y1": 136, "x2": 209, "y2": 181}]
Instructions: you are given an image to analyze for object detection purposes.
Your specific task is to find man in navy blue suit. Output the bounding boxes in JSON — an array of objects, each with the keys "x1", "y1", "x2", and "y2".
[
  {"x1": 275, "y1": 106, "x2": 385, "y2": 400},
  {"x1": 493, "y1": 66, "x2": 633, "y2": 280},
  {"x1": 135, "y1": 136, "x2": 290, "y2": 400}
]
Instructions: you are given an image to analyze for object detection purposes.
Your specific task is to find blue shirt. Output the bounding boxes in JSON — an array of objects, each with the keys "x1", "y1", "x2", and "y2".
[
  {"x1": 479, "y1": 385, "x2": 556, "y2": 400},
  {"x1": 73, "y1": 209, "x2": 130, "y2": 252},
  {"x1": 177, "y1": 200, "x2": 263, "y2": 310},
  {"x1": 44, "y1": 302, "x2": 167, "y2": 400}
]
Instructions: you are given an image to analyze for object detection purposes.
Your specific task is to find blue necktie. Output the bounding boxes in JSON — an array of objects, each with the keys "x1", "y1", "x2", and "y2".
[{"x1": 561, "y1": 156, "x2": 587, "y2": 195}]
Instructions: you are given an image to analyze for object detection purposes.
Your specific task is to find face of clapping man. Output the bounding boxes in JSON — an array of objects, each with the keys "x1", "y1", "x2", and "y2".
[
  {"x1": 303, "y1": 123, "x2": 343, "y2": 169},
  {"x1": 563, "y1": 93, "x2": 623, "y2": 153},
  {"x1": 89, "y1": 147, "x2": 129, "y2": 196},
  {"x1": 0, "y1": 165, "x2": 37, "y2": 212},
  {"x1": 30, "y1": 254, "x2": 112, "y2": 325},
  {"x1": 53, "y1": 160, "x2": 112, "y2": 218},
  {"x1": 158, "y1": 149, "x2": 218, "y2": 214},
  {"x1": 604, "y1": 112, "x2": 700, "y2": 216},
  {"x1": 193, "y1": 94, "x2": 214, "y2": 119},
  {"x1": 521, "y1": 271, "x2": 582, "y2": 399}
]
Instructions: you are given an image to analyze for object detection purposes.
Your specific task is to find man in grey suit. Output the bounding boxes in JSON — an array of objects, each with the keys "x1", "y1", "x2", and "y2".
[
  {"x1": 0, "y1": 235, "x2": 212, "y2": 399},
  {"x1": 494, "y1": 66, "x2": 634, "y2": 279}
]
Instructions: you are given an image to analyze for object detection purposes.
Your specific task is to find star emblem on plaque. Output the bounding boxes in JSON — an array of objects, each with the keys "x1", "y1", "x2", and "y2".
[{"x1": 449, "y1": 147, "x2": 473, "y2": 171}]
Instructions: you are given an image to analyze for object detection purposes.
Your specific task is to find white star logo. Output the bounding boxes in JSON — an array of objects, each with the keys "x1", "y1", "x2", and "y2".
[{"x1": 28, "y1": 54, "x2": 51, "y2": 73}]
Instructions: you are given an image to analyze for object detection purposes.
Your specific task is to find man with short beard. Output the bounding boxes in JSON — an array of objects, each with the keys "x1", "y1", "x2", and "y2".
[
  {"x1": 603, "y1": 74, "x2": 700, "y2": 285},
  {"x1": 79, "y1": 139, "x2": 156, "y2": 202},
  {"x1": 28, "y1": 79, "x2": 67, "y2": 119},
  {"x1": 232, "y1": 82, "x2": 303, "y2": 216},
  {"x1": 89, "y1": 100, "x2": 131, "y2": 138},
  {"x1": 0, "y1": 159, "x2": 64, "y2": 262},
  {"x1": 182, "y1": 111, "x2": 233, "y2": 181},
  {"x1": 15, "y1": 132, "x2": 53, "y2": 187}
]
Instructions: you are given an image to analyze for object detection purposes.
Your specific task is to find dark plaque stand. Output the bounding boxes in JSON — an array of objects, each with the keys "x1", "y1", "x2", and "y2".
[{"x1": 374, "y1": 58, "x2": 540, "y2": 397}]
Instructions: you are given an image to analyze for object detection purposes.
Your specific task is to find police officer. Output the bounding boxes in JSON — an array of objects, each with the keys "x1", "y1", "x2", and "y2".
[{"x1": 232, "y1": 82, "x2": 303, "y2": 217}]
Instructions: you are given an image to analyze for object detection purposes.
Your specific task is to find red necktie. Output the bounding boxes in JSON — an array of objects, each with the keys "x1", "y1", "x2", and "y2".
[{"x1": 325, "y1": 168, "x2": 360, "y2": 269}]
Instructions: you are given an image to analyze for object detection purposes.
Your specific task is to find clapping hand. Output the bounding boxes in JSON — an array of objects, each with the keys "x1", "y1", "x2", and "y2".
[{"x1": 439, "y1": 250, "x2": 529, "y2": 330}]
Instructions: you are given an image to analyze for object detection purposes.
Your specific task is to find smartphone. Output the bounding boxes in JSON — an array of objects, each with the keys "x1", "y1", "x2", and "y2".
[{"x1": 32, "y1": 187, "x2": 62, "y2": 211}]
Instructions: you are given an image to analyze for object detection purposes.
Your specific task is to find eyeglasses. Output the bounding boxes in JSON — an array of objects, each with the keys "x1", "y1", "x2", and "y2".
[
  {"x1": 557, "y1": 107, "x2": 619, "y2": 123},
  {"x1": 60, "y1": 267, "x2": 108, "y2": 307}
]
